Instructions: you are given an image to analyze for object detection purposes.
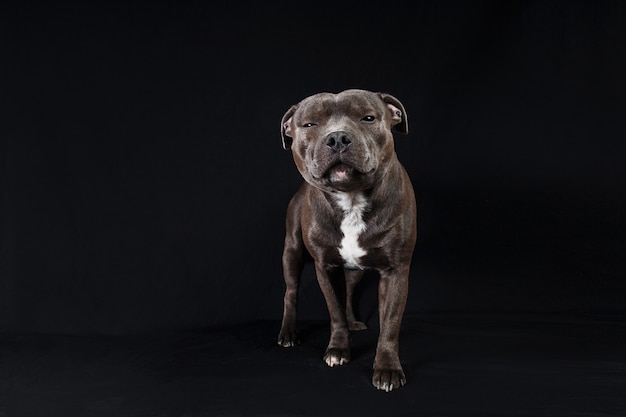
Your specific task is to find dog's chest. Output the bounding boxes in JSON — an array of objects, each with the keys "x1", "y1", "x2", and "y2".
[{"x1": 334, "y1": 192, "x2": 368, "y2": 269}]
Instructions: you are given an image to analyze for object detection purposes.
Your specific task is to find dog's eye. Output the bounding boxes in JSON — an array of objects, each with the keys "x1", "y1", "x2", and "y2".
[
  {"x1": 302, "y1": 122, "x2": 317, "y2": 128},
  {"x1": 361, "y1": 115, "x2": 376, "y2": 122}
]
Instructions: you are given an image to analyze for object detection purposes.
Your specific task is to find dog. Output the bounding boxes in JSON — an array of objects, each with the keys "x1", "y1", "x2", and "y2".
[{"x1": 277, "y1": 89, "x2": 417, "y2": 392}]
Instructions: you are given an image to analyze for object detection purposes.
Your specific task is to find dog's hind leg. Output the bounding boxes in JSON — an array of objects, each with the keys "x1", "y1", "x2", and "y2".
[{"x1": 345, "y1": 269, "x2": 367, "y2": 331}]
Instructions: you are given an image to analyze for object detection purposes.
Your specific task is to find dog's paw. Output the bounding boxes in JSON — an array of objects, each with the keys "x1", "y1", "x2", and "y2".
[
  {"x1": 277, "y1": 329, "x2": 299, "y2": 347},
  {"x1": 323, "y1": 348, "x2": 350, "y2": 367},
  {"x1": 372, "y1": 368, "x2": 406, "y2": 392},
  {"x1": 348, "y1": 320, "x2": 367, "y2": 331}
]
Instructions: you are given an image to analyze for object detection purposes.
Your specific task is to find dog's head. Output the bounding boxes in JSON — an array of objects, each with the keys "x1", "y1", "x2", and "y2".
[{"x1": 281, "y1": 89, "x2": 408, "y2": 193}]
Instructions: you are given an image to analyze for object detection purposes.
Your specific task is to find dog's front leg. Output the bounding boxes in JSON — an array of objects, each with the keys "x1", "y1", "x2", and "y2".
[
  {"x1": 372, "y1": 267, "x2": 409, "y2": 391},
  {"x1": 315, "y1": 264, "x2": 351, "y2": 367},
  {"x1": 277, "y1": 244, "x2": 304, "y2": 347}
]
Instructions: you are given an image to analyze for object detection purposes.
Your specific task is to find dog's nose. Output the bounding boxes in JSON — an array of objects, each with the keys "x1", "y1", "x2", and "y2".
[{"x1": 325, "y1": 131, "x2": 352, "y2": 153}]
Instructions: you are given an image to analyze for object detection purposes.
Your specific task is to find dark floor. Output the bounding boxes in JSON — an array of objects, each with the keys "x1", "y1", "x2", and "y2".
[{"x1": 2, "y1": 313, "x2": 626, "y2": 417}]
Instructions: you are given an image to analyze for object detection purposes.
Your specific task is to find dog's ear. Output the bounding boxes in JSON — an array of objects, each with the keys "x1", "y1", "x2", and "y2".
[
  {"x1": 378, "y1": 93, "x2": 408, "y2": 135},
  {"x1": 281, "y1": 105, "x2": 298, "y2": 150}
]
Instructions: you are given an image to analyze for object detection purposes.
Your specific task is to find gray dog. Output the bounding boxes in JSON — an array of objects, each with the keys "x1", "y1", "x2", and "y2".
[{"x1": 277, "y1": 89, "x2": 417, "y2": 391}]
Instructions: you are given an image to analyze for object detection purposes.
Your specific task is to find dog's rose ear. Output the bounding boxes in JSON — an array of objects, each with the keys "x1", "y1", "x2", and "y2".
[
  {"x1": 378, "y1": 93, "x2": 408, "y2": 135},
  {"x1": 281, "y1": 105, "x2": 298, "y2": 150}
]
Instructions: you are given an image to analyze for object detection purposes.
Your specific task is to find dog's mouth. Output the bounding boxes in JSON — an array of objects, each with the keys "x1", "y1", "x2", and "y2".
[{"x1": 325, "y1": 162, "x2": 358, "y2": 183}]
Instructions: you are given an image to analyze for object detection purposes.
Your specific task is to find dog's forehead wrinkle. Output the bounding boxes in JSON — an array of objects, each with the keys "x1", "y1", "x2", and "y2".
[
  {"x1": 297, "y1": 93, "x2": 382, "y2": 124},
  {"x1": 338, "y1": 90, "x2": 383, "y2": 109},
  {"x1": 296, "y1": 95, "x2": 336, "y2": 122}
]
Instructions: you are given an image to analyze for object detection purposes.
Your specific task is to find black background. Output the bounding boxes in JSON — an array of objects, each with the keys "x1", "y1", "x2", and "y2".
[{"x1": 2, "y1": 1, "x2": 626, "y2": 416}]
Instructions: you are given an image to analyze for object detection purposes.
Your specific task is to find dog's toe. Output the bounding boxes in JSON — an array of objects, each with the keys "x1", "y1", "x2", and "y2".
[
  {"x1": 277, "y1": 338, "x2": 297, "y2": 347},
  {"x1": 323, "y1": 347, "x2": 350, "y2": 367},
  {"x1": 372, "y1": 368, "x2": 406, "y2": 392},
  {"x1": 277, "y1": 329, "x2": 299, "y2": 347}
]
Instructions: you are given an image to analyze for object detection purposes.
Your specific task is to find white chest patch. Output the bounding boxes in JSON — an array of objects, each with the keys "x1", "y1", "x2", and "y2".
[{"x1": 334, "y1": 192, "x2": 368, "y2": 269}]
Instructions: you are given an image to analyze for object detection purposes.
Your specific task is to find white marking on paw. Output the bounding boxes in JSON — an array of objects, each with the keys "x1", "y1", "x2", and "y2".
[
  {"x1": 325, "y1": 355, "x2": 347, "y2": 367},
  {"x1": 334, "y1": 192, "x2": 368, "y2": 269}
]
